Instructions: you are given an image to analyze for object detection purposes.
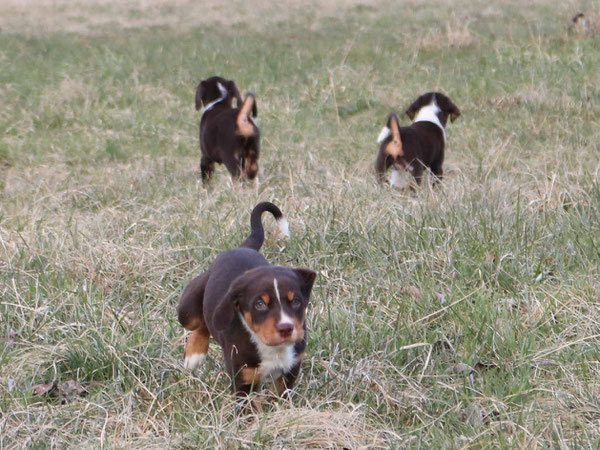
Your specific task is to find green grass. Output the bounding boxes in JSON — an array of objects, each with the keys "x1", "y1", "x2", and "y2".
[{"x1": 1, "y1": 0, "x2": 600, "y2": 447}]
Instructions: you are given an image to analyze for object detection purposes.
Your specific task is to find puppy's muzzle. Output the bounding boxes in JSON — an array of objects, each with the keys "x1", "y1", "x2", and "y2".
[{"x1": 276, "y1": 322, "x2": 293, "y2": 340}]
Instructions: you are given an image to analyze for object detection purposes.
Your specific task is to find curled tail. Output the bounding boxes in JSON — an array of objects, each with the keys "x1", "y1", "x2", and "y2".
[
  {"x1": 236, "y1": 93, "x2": 258, "y2": 138},
  {"x1": 239, "y1": 202, "x2": 290, "y2": 251}
]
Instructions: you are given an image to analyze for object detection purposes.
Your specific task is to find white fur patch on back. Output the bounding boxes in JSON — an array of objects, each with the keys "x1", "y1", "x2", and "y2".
[
  {"x1": 239, "y1": 313, "x2": 296, "y2": 379},
  {"x1": 200, "y1": 82, "x2": 228, "y2": 119},
  {"x1": 277, "y1": 217, "x2": 290, "y2": 237},
  {"x1": 413, "y1": 98, "x2": 447, "y2": 142},
  {"x1": 183, "y1": 353, "x2": 206, "y2": 371},
  {"x1": 377, "y1": 126, "x2": 391, "y2": 143}
]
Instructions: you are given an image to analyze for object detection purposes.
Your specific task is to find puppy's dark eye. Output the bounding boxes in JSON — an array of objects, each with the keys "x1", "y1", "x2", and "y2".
[
  {"x1": 291, "y1": 298, "x2": 302, "y2": 309},
  {"x1": 254, "y1": 299, "x2": 268, "y2": 311}
]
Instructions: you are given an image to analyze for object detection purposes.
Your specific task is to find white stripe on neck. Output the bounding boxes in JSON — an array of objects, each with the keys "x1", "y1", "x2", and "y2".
[
  {"x1": 413, "y1": 99, "x2": 446, "y2": 142},
  {"x1": 200, "y1": 82, "x2": 228, "y2": 119}
]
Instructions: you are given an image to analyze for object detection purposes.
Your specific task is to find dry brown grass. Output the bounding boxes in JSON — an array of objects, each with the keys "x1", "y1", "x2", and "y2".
[
  {"x1": 2, "y1": 0, "x2": 600, "y2": 447},
  {"x1": 417, "y1": 19, "x2": 480, "y2": 49},
  {"x1": 0, "y1": 0, "x2": 378, "y2": 35}
]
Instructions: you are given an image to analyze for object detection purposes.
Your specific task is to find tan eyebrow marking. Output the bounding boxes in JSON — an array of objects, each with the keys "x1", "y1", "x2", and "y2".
[
  {"x1": 261, "y1": 294, "x2": 270, "y2": 304},
  {"x1": 287, "y1": 291, "x2": 294, "y2": 301}
]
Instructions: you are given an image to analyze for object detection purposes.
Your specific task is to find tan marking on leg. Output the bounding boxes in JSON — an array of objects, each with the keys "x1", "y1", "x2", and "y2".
[
  {"x1": 184, "y1": 327, "x2": 209, "y2": 358},
  {"x1": 244, "y1": 159, "x2": 258, "y2": 179},
  {"x1": 184, "y1": 317, "x2": 202, "y2": 331},
  {"x1": 241, "y1": 367, "x2": 261, "y2": 385},
  {"x1": 274, "y1": 376, "x2": 288, "y2": 396},
  {"x1": 236, "y1": 95, "x2": 256, "y2": 138}
]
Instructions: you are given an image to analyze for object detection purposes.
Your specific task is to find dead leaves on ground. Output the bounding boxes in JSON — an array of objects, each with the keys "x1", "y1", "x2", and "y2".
[
  {"x1": 31, "y1": 380, "x2": 87, "y2": 403},
  {"x1": 445, "y1": 361, "x2": 499, "y2": 386}
]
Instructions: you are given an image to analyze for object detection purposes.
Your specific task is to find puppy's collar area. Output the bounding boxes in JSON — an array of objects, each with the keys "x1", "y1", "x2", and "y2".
[
  {"x1": 200, "y1": 82, "x2": 229, "y2": 119},
  {"x1": 413, "y1": 99, "x2": 447, "y2": 142}
]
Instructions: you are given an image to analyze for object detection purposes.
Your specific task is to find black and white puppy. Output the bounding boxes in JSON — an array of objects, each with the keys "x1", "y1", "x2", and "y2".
[
  {"x1": 195, "y1": 76, "x2": 259, "y2": 183},
  {"x1": 375, "y1": 92, "x2": 460, "y2": 187}
]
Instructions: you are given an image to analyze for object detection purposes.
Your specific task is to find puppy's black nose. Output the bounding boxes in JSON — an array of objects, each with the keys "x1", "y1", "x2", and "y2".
[{"x1": 277, "y1": 323, "x2": 293, "y2": 336}]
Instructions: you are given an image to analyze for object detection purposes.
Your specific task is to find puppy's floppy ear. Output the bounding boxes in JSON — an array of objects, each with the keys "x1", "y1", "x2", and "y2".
[
  {"x1": 195, "y1": 81, "x2": 205, "y2": 111},
  {"x1": 448, "y1": 101, "x2": 461, "y2": 122},
  {"x1": 293, "y1": 269, "x2": 317, "y2": 301},
  {"x1": 212, "y1": 274, "x2": 246, "y2": 331},
  {"x1": 405, "y1": 101, "x2": 418, "y2": 121},
  {"x1": 226, "y1": 80, "x2": 243, "y2": 107}
]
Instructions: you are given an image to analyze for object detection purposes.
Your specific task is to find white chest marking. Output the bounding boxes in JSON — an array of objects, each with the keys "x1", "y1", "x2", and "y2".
[
  {"x1": 200, "y1": 82, "x2": 228, "y2": 120},
  {"x1": 413, "y1": 99, "x2": 446, "y2": 142},
  {"x1": 239, "y1": 313, "x2": 296, "y2": 379}
]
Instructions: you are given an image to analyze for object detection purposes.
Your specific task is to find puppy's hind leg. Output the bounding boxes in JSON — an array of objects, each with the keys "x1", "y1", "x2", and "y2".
[
  {"x1": 222, "y1": 152, "x2": 242, "y2": 182},
  {"x1": 431, "y1": 159, "x2": 444, "y2": 185},
  {"x1": 200, "y1": 156, "x2": 215, "y2": 184},
  {"x1": 375, "y1": 152, "x2": 393, "y2": 184},
  {"x1": 184, "y1": 325, "x2": 210, "y2": 370},
  {"x1": 177, "y1": 272, "x2": 211, "y2": 370}
]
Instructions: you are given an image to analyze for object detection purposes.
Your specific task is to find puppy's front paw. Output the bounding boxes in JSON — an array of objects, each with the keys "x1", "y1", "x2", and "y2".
[{"x1": 183, "y1": 353, "x2": 207, "y2": 371}]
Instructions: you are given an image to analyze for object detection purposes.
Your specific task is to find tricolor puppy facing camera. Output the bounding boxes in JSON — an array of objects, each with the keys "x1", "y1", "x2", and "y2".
[
  {"x1": 177, "y1": 202, "x2": 316, "y2": 402},
  {"x1": 195, "y1": 76, "x2": 260, "y2": 183},
  {"x1": 376, "y1": 92, "x2": 460, "y2": 187}
]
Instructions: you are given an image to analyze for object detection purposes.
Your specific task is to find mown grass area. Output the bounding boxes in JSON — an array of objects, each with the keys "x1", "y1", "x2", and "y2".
[{"x1": 1, "y1": 0, "x2": 599, "y2": 447}]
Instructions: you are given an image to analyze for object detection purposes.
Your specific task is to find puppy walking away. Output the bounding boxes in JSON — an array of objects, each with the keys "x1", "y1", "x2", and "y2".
[
  {"x1": 376, "y1": 92, "x2": 460, "y2": 187},
  {"x1": 195, "y1": 76, "x2": 260, "y2": 183}
]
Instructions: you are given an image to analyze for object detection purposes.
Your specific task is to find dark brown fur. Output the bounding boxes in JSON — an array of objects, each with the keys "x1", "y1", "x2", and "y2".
[
  {"x1": 177, "y1": 202, "x2": 316, "y2": 403},
  {"x1": 376, "y1": 92, "x2": 460, "y2": 187},
  {"x1": 195, "y1": 76, "x2": 259, "y2": 183}
]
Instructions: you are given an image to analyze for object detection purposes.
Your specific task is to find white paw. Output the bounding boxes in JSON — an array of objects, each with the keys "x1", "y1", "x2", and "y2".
[
  {"x1": 184, "y1": 353, "x2": 207, "y2": 371},
  {"x1": 390, "y1": 169, "x2": 402, "y2": 187}
]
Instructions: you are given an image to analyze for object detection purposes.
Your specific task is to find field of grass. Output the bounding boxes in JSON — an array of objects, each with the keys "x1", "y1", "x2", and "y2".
[{"x1": 1, "y1": 0, "x2": 599, "y2": 447}]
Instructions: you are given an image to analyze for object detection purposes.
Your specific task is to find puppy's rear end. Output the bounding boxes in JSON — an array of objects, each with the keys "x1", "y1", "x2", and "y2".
[{"x1": 195, "y1": 76, "x2": 261, "y2": 183}]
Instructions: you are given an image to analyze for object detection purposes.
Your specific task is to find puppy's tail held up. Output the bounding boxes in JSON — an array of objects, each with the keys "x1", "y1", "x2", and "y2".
[
  {"x1": 239, "y1": 202, "x2": 289, "y2": 251},
  {"x1": 236, "y1": 93, "x2": 258, "y2": 137}
]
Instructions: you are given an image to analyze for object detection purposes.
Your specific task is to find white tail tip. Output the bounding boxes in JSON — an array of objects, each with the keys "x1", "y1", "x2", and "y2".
[
  {"x1": 377, "y1": 126, "x2": 391, "y2": 144},
  {"x1": 277, "y1": 217, "x2": 290, "y2": 237}
]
